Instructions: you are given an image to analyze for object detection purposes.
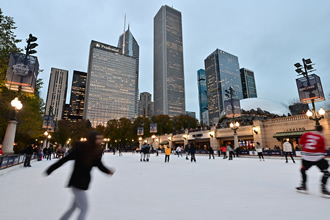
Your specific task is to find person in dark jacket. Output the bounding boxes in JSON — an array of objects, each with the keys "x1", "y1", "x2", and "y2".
[
  {"x1": 24, "y1": 144, "x2": 34, "y2": 167},
  {"x1": 208, "y1": 146, "x2": 215, "y2": 159},
  {"x1": 46, "y1": 131, "x2": 115, "y2": 220},
  {"x1": 189, "y1": 143, "x2": 196, "y2": 162},
  {"x1": 47, "y1": 145, "x2": 53, "y2": 160}
]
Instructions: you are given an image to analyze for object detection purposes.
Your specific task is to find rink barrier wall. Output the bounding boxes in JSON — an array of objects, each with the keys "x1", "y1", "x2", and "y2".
[{"x1": 0, "y1": 154, "x2": 37, "y2": 170}]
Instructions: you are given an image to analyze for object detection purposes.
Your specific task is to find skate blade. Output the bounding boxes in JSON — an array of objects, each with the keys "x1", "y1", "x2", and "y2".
[
  {"x1": 296, "y1": 190, "x2": 308, "y2": 194},
  {"x1": 321, "y1": 194, "x2": 330, "y2": 199}
]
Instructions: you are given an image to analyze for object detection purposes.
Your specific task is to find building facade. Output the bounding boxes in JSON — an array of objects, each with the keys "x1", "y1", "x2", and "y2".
[
  {"x1": 240, "y1": 68, "x2": 257, "y2": 98},
  {"x1": 154, "y1": 5, "x2": 185, "y2": 116},
  {"x1": 204, "y1": 49, "x2": 243, "y2": 125},
  {"x1": 118, "y1": 27, "x2": 139, "y2": 116},
  {"x1": 138, "y1": 92, "x2": 153, "y2": 118},
  {"x1": 84, "y1": 40, "x2": 138, "y2": 127},
  {"x1": 197, "y1": 69, "x2": 208, "y2": 125},
  {"x1": 45, "y1": 68, "x2": 68, "y2": 121},
  {"x1": 68, "y1": 70, "x2": 87, "y2": 121},
  {"x1": 186, "y1": 111, "x2": 196, "y2": 119}
]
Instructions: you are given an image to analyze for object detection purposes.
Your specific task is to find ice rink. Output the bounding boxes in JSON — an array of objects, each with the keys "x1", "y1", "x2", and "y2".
[{"x1": 0, "y1": 153, "x2": 328, "y2": 220}]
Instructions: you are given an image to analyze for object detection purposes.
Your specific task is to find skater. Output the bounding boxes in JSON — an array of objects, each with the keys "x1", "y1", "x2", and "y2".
[
  {"x1": 227, "y1": 144, "x2": 234, "y2": 160},
  {"x1": 296, "y1": 125, "x2": 330, "y2": 197},
  {"x1": 208, "y1": 146, "x2": 215, "y2": 159},
  {"x1": 235, "y1": 146, "x2": 240, "y2": 157},
  {"x1": 176, "y1": 146, "x2": 182, "y2": 157},
  {"x1": 185, "y1": 144, "x2": 190, "y2": 160},
  {"x1": 45, "y1": 131, "x2": 115, "y2": 220},
  {"x1": 217, "y1": 147, "x2": 221, "y2": 157},
  {"x1": 221, "y1": 145, "x2": 227, "y2": 159},
  {"x1": 165, "y1": 145, "x2": 171, "y2": 162},
  {"x1": 24, "y1": 144, "x2": 34, "y2": 167},
  {"x1": 256, "y1": 142, "x2": 264, "y2": 161},
  {"x1": 145, "y1": 144, "x2": 150, "y2": 161},
  {"x1": 283, "y1": 140, "x2": 295, "y2": 163},
  {"x1": 140, "y1": 144, "x2": 147, "y2": 161},
  {"x1": 189, "y1": 143, "x2": 196, "y2": 162}
]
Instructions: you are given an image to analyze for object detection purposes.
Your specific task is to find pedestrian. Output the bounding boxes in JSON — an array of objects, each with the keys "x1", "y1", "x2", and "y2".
[
  {"x1": 189, "y1": 143, "x2": 196, "y2": 163},
  {"x1": 221, "y1": 145, "x2": 227, "y2": 159},
  {"x1": 47, "y1": 145, "x2": 53, "y2": 160},
  {"x1": 165, "y1": 145, "x2": 171, "y2": 162},
  {"x1": 145, "y1": 144, "x2": 150, "y2": 162},
  {"x1": 283, "y1": 140, "x2": 295, "y2": 163},
  {"x1": 118, "y1": 147, "x2": 123, "y2": 156},
  {"x1": 176, "y1": 146, "x2": 182, "y2": 157},
  {"x1": 227, "y1": 144, "x2": 234, "y2": 160},
  {"x1": 296, "y1": 125, "x2": 330, "y2": 197},
  {"x1": 208, "y1": 146, "x2": 215, "y2": 159},
  {"x1": 45, "y1": 131, "x2": 115, "y2": 220},
  {"x1": 217, "y1": 146, "x2": 221, "y2": 157},
  {"x1": 256, "y1": 142, "x2": 264, "y2": 161},
  {"x1": 24, "y1": 144, "x2": 34, "y2": 167},
  {"x1": 185, "y1": 144, "x2": 190, "y2": 160},
  {"x1": 235, "y1": 146, "x2": 240, "y2": 157},
  {"x1": 43, "y1": 147, "x2": 47, "y2": 159}
]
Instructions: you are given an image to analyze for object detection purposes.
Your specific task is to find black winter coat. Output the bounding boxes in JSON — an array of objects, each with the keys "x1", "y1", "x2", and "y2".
[{"x1": 46, "y1": 143, "x2": 110, "y2": 190}]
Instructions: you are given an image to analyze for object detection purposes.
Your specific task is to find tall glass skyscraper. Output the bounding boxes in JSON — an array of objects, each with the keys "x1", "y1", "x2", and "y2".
[
  {"x1": 197, "y1": 69, "x2": 208, "y2": 125},
  {"x1": 240, "y1": 68, "x2": 257, "y2": 98},
  {"x1": 118, "y1": 27, "x2": 139, "y2": 116},
  {"x1": 68, "y1": 70, "x2": 87, "y2": 121},
  {"x1": 154, "y1": 5, "x2": 185, "y2": 116},
  {"x1": 45, "y1": 68, "x2": 68, "y2": 121},
  {"x1": 84, "y1": 40, "x2": 138, "y2": 127},
  {"x1": 204, "y1": 49, "x2": 243, "y2": 124}
]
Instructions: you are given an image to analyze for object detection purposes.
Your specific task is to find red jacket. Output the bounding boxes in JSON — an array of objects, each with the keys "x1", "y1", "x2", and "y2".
[
  {"x1": 299, "y1": 131, "x2": 326, "y2": 161},
  {"x1": 221, "y1": 146, "x2": 227, "y2": 152}
]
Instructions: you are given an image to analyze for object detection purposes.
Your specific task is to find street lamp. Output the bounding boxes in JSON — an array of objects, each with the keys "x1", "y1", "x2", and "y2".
[
  {"x1": 2, "y1": 97, "x2": 23, "y2": 154},
  {"x1": 306, "y1": 108, "x2": 325, "y2": 125},
  {"x1": 103, "y1": 138, "x2": 110, "y2": 150},
  {"x1": 47, "y1": 135, "x2": 51, "y2": 147},
  {"x1": 294, "y1": 58, "x2": 325, "y2": 126}
]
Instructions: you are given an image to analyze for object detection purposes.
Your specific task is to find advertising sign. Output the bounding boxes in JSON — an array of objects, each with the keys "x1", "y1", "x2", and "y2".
[
  {"x1": 5, "y1": 52, "x2": 39, "y2": 93},
  {"x1": 224, "y1": 99, "x2": 241, "y2": 118},
  {"x1": 137, "y1": 127, "x2": 144, "y2": 136},
  {"x1": 296, "y1": 74, "x2": 325, "y2": 104},
  {"x1": 150, "y1": 123, "x2": 157, "y2": 133}
]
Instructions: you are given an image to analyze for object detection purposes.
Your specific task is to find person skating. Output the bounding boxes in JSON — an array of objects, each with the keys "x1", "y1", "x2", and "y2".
[
  {"x1": 283, "y1": 140, "x2": 295, "y2": 163},
  {"x1": 227, "y1": 144, "x2": 234, "y2": 160},
  {"x1": 208, "y1": 146, "x2": 215, "y2": 159},
  {"x1": 165, "y1": 145, "x2": 171, "y2": 162},
  {"x1": 221, "y1": 145, "x2": 227, "y2": 159},
  {"x1": 185, "y1": 144, "x2": 190, "y2": 160},
  {"x1": 45, "y1": 131, "x2": 115, "y2": 220},
  {"x1": 296, "y1": 125, "x2": 330, "y2": 197},
  {"x1": 256, "y1": 142, "x2": 264, "y2": 161},
  {"x1": 24, "y1": 144, "x2": 34, "y2": 167},
  {"x1": 176, "y1": 146, "x2": 182, "y2": 157},
  {"x1": 189, "y1": 143, "x2": 196, "y2": 162}
]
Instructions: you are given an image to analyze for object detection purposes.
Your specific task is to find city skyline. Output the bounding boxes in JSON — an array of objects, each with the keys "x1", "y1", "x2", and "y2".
[{"x1": 2, "y1": 0, "x2": 330, "y2": 121}]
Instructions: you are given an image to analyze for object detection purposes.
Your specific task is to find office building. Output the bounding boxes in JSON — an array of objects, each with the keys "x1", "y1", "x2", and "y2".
[
  {"x1": 118, "y1": 26, "x2": 139, "y2": 116},
  {"x1": 204, "y1": 49, "x2": 243, "y2": 124},
  {"x1": 154, "y1": 5, "x2": 185, "y2": 116},
  {"x1": 186, "y1": 111, "x2": 196, "y2": 119},
  {"x1": 67, "y1": 70, "x2": 87, "y2": 121},
  {"x1": 138, "y1": 92, "x2": 153, "y2": 118},
  {"x1": 240, "y1": 68, "x2": 257, "y2": 98},
  {"x1": 45, "y1": 68, "x2": 68, "y2": 121},
  {"x1": 84, "y1": 40, "x2": 138, "y2": 127},
  {"x1": 197, "y1": 69, "x2": 208, "y2": 125}
]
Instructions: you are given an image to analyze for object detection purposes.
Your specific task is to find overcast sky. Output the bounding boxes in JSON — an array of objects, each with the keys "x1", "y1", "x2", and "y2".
[{"x1": 2, "y1": 0, "x2": 330, "y2": 120}]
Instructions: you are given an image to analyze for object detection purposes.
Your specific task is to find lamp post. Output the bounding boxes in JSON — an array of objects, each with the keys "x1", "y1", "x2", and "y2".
[
  {"x1": 103, "y1": 138, "x2": 110, "y2": 151},
  {"x1": 47, "y1": 135, "x2": 51, "y2": 148},
  {"x1": 294, "y1": 58, "x2": 325, "y2": 126},
  {"x1": 2, "y1": 97, "x2": 23, "y2": 155},
  {"x1": 225, "y1": 87, "x2": 240, "y2": 149},
  {"x1": 306, "y1": 108, "x2": 325, "y2": 125},
  {"x1": 43, "y1": 131, "x2": 49, "y2": 149}
]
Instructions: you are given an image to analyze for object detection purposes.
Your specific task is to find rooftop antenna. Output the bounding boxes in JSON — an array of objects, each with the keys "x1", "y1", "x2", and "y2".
[{"x1": 122, "y1": 14, "x2": 126, "y2": 55}]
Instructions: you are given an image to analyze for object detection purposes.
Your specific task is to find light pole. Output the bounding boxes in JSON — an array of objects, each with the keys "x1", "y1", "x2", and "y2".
[
  {"x1": 225, "y1": 87, "x2": 240, "y2": 149},
  {"x1": 43, "y1": 131, "x2": 49, "y2": 149},
  {"x1": 2, "y1": 97, "x2": 23, "y2": 155},
  {"x1": 103, "y1": 138, "x2": 110, "y2": 151},
  {"x1": 47, "y1": 135, "x2": 51, "y2": 148},
  {"x1": 294, "y1": 58, "x2": 325, "y2": 126}
]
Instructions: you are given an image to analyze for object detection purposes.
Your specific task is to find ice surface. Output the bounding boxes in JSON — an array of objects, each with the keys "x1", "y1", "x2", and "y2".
[{"x1": 0, "y1": 153, "x2": 328, "y2": 220}]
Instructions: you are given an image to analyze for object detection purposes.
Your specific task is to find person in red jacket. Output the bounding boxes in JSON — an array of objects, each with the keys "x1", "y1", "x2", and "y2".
[
  {"x1": 296, "y1": 125, "x2": 330, "y2": 197},
  {"x1": 221, "y1": 145, "x2": 227, "y2": 159}
]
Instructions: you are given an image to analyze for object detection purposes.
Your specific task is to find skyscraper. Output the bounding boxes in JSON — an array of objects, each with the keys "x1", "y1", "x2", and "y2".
[
  {"x1": 45, "y1": 68, "x2": 68, "y2": 121},
  {"x1": 138, "y1": 92, "x2": 153, "y2": 118},
  {"x1": 118, "y1": 26, "x2": 139, "y2": 116},
  {"x1": 68, "y1": 70, "x2": 87, "y2": 121},
  {"x1": 197, "y1": 69, "x2": 208, "y2": 125},
  {"x1": 154, "y1": 5, "x2": 185, "y2": 116},
  {"x1": 84, "y1": 40, "x2": 138, "y2": 127},
  {"x1": 204, "y1": 49, "x2": 243, "y2": 124},
  {"x1": 240, "y1": 68, "x2": 257, "y2": 98}
]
